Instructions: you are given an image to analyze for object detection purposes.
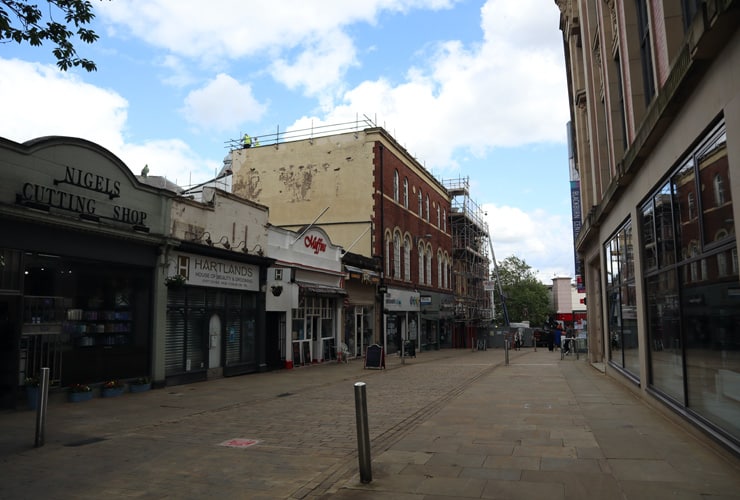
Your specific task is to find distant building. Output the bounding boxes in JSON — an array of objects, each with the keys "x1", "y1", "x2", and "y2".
[
  {"x1": 556, "y1": 1, "x2": 739, "y2": 452},
  {"x1": 227, "y1": 122, "x2": 455, "y2": 356}
]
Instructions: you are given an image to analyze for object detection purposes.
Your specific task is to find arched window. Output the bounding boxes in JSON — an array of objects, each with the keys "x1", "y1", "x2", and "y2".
[
  {"x1": 385, "y1": 233, "x2": 391, "y2": 278},
  {"x1": 393, "y1": 232, "x2": 401, "y2": 279},
  {"x1": 403, "y1": 178, "x2": 408, "y2": 208},
  {"x1": 437, "y1": 252, "x2": 443, "y2": 287},
  {"x1": 443, "y1": 209, "x2": 446, "y2": 232},
  {"x1": 425, "y1": 248, "x2": 433, "y2": 285},
  {"x1": 436, "y1": 205, "x2": 440, "y2": 227},
  {"x1": 714, "y1": 174, "x2": 725, "y2": 206},
  {"x1": 403, "y1": 235, "x2": 411, "y2": 281},
  {"x1": 418, "y1": 242, "x2": 424, "y2": 283},
  {"x1": 418, "y1": 190, "x2": 423, "y2": 215},
  {"x1": 425, "y1": 195, "x2": 430, "y2": 221},
  {"x1": 393, "y1": 170, "x2": 399, "y2": 203}
]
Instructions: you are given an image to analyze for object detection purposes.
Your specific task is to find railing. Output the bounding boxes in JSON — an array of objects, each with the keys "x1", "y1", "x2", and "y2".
[{"x1": 225, "y1": 115, "x2": 378, "y2": 151}]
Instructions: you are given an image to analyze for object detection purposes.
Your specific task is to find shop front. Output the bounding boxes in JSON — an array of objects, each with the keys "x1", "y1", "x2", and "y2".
[
  {"x1": 342, "y1": 254, "x2": 380, "y2": 358},
  {"x1": 383, "y1": 287, "x2": 420, "y2": 355},
  {"x1": 164, "y1": 249, "x2": 267, "y2": 385},
  {"x1": 0, "y1": 136, "x2": 171, "y2": 408},
  {"x1": 265, "y1": 226, "x2": 345, "y2": 369},
  {"x1": 418, "y1": 292, "x2": 455, "y2": 351}
]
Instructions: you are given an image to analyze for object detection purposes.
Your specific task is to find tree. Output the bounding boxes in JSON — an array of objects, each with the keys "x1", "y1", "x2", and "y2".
[
  {"x1": 0, "y1": 0, "x2": 105, "y2": 71},
  {"x1": 492, "y1": 256, "x2": 550, "y2": 327}
]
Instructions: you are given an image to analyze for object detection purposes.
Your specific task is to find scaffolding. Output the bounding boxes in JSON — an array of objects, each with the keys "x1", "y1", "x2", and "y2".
[{"x1": 443, "y1": 176, "x2": 492, "y2": 344}]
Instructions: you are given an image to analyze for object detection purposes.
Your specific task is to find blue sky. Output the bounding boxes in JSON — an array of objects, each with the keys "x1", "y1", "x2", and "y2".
[{"x1": 0, "y1": 0, "x2": 574, "y2": 283}]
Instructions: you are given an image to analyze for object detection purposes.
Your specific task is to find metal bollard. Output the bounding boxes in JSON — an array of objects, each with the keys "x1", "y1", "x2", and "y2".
[
  {"x1": 354, "y1": 382, "x2": 372, "y2": 484},
  {"x1": 504, "y1": 339, "x2": 509, "y2": 366},
  {"x1": 35, "y1": 367, "x2": 50, "y2": 447}
]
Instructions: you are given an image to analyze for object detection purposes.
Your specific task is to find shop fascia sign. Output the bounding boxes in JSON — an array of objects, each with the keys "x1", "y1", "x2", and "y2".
[
  {"x1": 173, "y1": 253, "x2": 259, "y2": 291},
  {"x1": 301, "y1": 230, "x2": 328, "y2": 255},
  {"x1": 383, "y1": 288, "x2": 420, "y2": 312},
  {"x1": 16, "y1": 165, "x2": 149, "y2": 230}
]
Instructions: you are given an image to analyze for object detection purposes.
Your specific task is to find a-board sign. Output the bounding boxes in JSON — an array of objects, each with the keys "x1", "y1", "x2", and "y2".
[{"x1": 364, "y1": 344, "x2": 385, "y2": 369}]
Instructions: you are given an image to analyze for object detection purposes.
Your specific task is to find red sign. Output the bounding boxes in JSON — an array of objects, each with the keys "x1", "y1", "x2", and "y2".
[{"x1": 304, "y1": 234, "x2": 327, "y2": 254}]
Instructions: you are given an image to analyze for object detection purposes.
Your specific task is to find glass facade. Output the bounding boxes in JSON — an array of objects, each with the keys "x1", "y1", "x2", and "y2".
[
  {"x1": 21, "y1": 252, "x2": 151, "y2": 387},
  {"x1": 642, "y1": 120, "x2": 739, "y2": 443},
  {"x1": 291, "y1": 295, "x2": 335, "y2": 365},
  {"x1": 343, "y1": 305, "x2": 374, "y2": 358},
  {"x1": 605, "y1": 222, "x2": 639, "y2": 378}
]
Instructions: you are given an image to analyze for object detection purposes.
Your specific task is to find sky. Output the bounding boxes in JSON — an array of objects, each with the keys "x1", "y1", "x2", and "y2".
[{"x1": 0, "y1": 0, "x2": 574, "y2": 284}]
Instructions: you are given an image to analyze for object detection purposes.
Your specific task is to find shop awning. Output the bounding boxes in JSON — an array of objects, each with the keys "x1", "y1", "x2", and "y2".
[
  {"x1": 296, "y1": 281, "x2": 347, "y2": 297},
  {"x1": 344, "y1": 265, "x2": 380, "y2": 284}
]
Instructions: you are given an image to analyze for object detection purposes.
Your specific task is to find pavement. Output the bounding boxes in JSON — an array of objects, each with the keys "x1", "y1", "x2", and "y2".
[{"x1": 1, "y1": 347, "x2": 739, "y2": 499}]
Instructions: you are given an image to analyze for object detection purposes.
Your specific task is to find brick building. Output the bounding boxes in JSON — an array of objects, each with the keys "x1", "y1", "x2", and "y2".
[{"x1": 228, "y1": 123, "x2": 455, "y2": 355}]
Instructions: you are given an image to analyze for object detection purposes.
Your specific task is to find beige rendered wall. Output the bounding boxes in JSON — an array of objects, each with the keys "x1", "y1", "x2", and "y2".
[{"x1": 230, "y1": 132, "x2": 376, "y2": 257}]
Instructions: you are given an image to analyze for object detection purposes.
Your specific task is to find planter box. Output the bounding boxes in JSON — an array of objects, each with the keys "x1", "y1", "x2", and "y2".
[
  {"x1": 129, "y1": 383, "x2": 151, "y2": 393},
  {"x1": 102, "y1": 387, "x2": 125, "y2": 398},
  {"x1": 68, "y1": 391, "x2": 94, "y2": 403}
]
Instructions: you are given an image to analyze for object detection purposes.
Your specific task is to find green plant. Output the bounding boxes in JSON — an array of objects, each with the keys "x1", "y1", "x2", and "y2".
[
  {"x1": 102, "y1": 379, "x2": 124, "y2": 390},
  {"x1": 165, "y1": 274, "x2": 187, "y2": 287},
  {"x1": 69, "y1": 383, "x2": 91, "y2": 393},
  {"x1": 24, "y1": 376, "x2": 40, "y2": 387}
]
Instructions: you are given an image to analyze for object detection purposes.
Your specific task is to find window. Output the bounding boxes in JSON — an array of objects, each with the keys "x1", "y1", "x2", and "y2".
[
  {"x1": 615, "y1": 51, "x2": 628, "y2": 151},
  {"x1": 437, "y1": 253, "x2": 442, "y2": 287},
  {"x1": 393, "y1": 170, "x2": 399, "y2": 203},
  {"x1": 436, "y1": 205, "x2": 440, "y2": 227},
  {"x1": 418, "y1": 243, "x2": 424, "y2": 283},
  {"x1": 403, "y1": 235, "x2": 411, "y2": 281},
  {"x1": 425, "y1": 248, "x2": 432, "y2": 285},
  {"x1": 385, "y1": 234, "x2": 391, "y2": 278},
  {"x1": 393, "y1": 232, "x2": 401, "y2": 279},
  {"x1": 713, "y1": 174, "x2": 725, "y2": 207},
  {"x1": 403, "y1": 178, "x2": 408, "y2": 208},
  {"x1": 641, "y1": 120, "x2": 739, "y2": 441},
  {"x1": 425, "y1": 195, "x2": 430, "y2": 221},
  {"x1": 636, "y1": 0, "x2": 655, "y2": 104},
  {"x1": 443, "y1": 209, "x2": 447, "y2": 232},
  {"x1": 605, "y1": 221, "x2": 639, "y2": 378},
  {"x1": 418, "y1": 190, "x2": 422, "y2": 216},
  {"x1": 682, "y1": 0, "x2": 702, "y2": 31}
]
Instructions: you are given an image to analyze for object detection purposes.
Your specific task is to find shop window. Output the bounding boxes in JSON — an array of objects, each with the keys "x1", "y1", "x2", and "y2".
[
  {"x1": 642, "y1": 119, "x2": 739, "y2": 443},
  {"x1": 604, "y1": 220, "x2": 639, "y2": 379}
]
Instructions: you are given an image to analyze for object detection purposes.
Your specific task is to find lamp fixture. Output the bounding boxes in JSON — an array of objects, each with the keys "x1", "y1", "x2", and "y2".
[
  {"x1": 201, "y1": 232, "x2": 213, "y2": 246},
  {"x1": 217, "y1": 236, "x2": 230, "y2": 249}
]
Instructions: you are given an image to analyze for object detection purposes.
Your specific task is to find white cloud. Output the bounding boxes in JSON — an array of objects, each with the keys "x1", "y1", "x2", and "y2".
[
  {"x1": 284, "y1": 0, "x2": 569, "y2": 171},
  {"x1": 0, "y1": 58, "x2": 216, "y2": 186},
  {"x1": 0, "y1": 59, "x2": 127, "y2": 151},
  {"x1": 97, "y1": 0, "x2": 458, "y2": 93},
  {"x1": 484, "y1": 204, "x2": 575, "y2": 283},
  {"x1": 181, "y1": 74, "x2": 267, "y2": 131},
  {"x1": 269, "y1": 30, "x2": 358, "y2": 97},
  {"x1": 120, "y1": 139, "x2": 220, "y2": 188}
]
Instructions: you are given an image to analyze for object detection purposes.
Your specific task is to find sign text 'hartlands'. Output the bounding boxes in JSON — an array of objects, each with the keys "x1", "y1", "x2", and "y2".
[
  {"x1": 18, "y1": 166, "x2": 148, "y2": 226},
  {"x1": 305, "y1": 234, "x2": 327, "y2": 254}
]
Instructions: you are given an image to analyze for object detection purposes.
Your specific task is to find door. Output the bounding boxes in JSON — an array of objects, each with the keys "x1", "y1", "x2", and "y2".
[
  {"x1": 0, "y1": 296, "x2": 20, "y2": 409},
  {"x1": 208, "y1": 313, "x2": 221, "y2": 370}
]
